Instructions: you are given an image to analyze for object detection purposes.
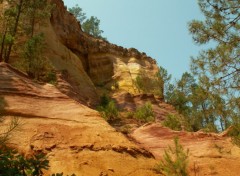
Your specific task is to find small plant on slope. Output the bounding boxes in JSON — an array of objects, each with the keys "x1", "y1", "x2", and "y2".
[
  {"x1": 134, "y1": 102, "x2": 155, "y2": 123},
  {"x1": 163, "y1": 114, "x2": 182, "y2": 131},
  {"x1": 97, "y1": 94, "x2": 119, "y2": 121},
  {"x1": 155, "y1": 137, "x2": 189, "y2": 176}
]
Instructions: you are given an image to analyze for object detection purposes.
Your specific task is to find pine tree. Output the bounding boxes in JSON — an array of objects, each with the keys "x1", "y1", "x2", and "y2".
[
  {"x1": 188, "y1": 0, "x2": 240, "y2": 132},
  {"x1": 0, "y1": 0, "x2": 52, "y2": 63},
  {"x1": 155, "y1": 66, "x2": 172, "y2": 100},
  {"x1": 155, "y1": 137, "x2": 189, "y2": 176},
  {"x1": 68, "y1": 4, "x2": 86, "y2": 24},
  {"x1": 188, "y1": 0, "x2": 239, "y2": 106},
  {"x1": 68, "y1": 4, "x2": 106, "y2": 40}
]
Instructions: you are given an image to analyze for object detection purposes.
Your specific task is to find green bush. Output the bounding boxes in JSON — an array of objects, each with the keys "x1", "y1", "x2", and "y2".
[
  {"x1": 134, "y1": 102, "x2": 155, "y2": 123},
  {"x1": 45, "y1": 71, "x2": 57, "y2": 85},
  {"x1": 0, "y1": 147, "x2": 49, "y2": 176},
  {"x1": 163, "y1": 114, "x2": 182, "y2": 131},
  {"x1": 227, "y1": 124, "x2": 240, "y2": 147},
  {"x1": 97, "y1": 97, "x2": 119, "y2": 121},
  {"x1": 155, "y1": 137, "x2": 189, "y2": 176},
  {"x1": 99, "y1": 94, "x2": 111, "y2": 108},
  {"x1": 0, "y1": 147, "x2": 76, "y2": 176},
  {"x1": 202, "y1": 123, "x2": 218, "y2": 133}
]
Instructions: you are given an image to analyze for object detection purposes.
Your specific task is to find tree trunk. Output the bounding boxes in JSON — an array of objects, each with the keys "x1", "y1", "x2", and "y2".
[
  {"x1": 0, "y1": 29, "x2": 7, "y2": 62},
  {"x1": 5, "y1": 0, "x2": 24, "y2": 63}
]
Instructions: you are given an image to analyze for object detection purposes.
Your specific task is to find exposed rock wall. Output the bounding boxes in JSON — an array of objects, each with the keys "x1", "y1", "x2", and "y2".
[
  {"x1": 0, "y1": 63, "x2": 158, "y2": 176},
  {"x1": 49, "y1": 0, "x2": 159, "y2": 94}
]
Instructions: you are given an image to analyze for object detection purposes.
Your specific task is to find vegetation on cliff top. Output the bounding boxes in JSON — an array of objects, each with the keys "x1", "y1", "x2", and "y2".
[{"x1": 68, "y1": 4, "x2": 107, "y2": 40}]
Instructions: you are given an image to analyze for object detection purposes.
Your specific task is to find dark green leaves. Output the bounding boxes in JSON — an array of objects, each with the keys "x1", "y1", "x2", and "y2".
[
  {"x1": 0, "y1": 148, "x2": 50, "y2": 176},
  {"x1": 68, "y1": 4, "x2": 106, "y2": 40}
]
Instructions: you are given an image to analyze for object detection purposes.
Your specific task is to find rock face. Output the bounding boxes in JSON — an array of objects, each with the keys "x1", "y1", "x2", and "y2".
[
  {"x1": 48, "y1": 0, "x2": 159, "y2": 95},
  {"x1": 0, "y1": 63, "x2": 158, "y2": 176},
  {"x1": 131, "y1": 124, "x2": 240, "y2": 176},
  {"x1": 112, "y1": 92, "x2": 176, "y2": 121}
]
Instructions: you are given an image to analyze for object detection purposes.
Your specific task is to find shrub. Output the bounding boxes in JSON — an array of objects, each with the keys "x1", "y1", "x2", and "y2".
[
  {"x1": 134, "y1": 102, "x2": 155, "y2": 123},
  {"x1": 163, "y1": 114, "x2": 182, "y2": 131},
  {"x1": 125, "y1": 111, "x2": 135, "y2": 119},
  {"x1": 0, "y1": 147, "x2": 76, "y2": 176},
  {"x1": 134, "y1": 74, "x2": 162, "y2": 96},
  {"x1": 227, "y1": 124, "x2": 240, "y2": 147},
  {"x1": 119, "y1": 124, "x2": 132, "y2": 134},
  {"x1": 155, "y1": 137, "x2": 189, "y2": 176},
  {"x1": 99, "y1": 94, "x2": 111, "y2": 108},
  {"x1": 44, "y1": 71, "x2": 57, "y2": 85},
  {"x1": 0, "y1": 147, "x2": 49, "y2": 176},
  {"x1": 202, "y1": 123, "x2": 218, "y2": 133},
  {"x1": 97, "y1": 95, "x2": 119, "y2": 121}
]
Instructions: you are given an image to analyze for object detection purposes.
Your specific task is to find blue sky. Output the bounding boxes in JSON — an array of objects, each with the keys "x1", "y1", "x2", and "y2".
[{"x1": 63, "y1": 0, "x2": 205, "y2": 80}]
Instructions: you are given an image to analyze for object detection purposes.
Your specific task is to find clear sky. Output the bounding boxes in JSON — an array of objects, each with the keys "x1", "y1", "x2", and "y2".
[{"x1": 63, "y1": 0, "x2": 205, "y2": 80}]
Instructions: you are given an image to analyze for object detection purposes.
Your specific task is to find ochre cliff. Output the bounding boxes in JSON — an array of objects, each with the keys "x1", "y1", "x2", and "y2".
[
  {"x1": 48, "y1": 0, "x2": 158, "y2": 95},
  {"x1": 0, "y1": 63, "x2": 158, "y2": 176},
  {"x1": 2, "y1": 1, "x2": 240, "y2": 175},
  {"x1": 132, "y1": 124, "x2": 240, "y2": 176}
]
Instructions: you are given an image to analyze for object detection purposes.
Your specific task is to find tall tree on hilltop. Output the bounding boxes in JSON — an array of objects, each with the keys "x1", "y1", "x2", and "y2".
[
  {"x1": 68, "y1": 4, "x2": 106, "y2": 40},
  {"x1": 188, "y1": 0, "x2": 240, "y2": 101},
  {"x1": 68, "y1": 4, "x2": 86, "y2": 24},
  {"x1": 155, "y1": 66, "x2": 172, "y2": 100},
  {"x1": 82, "y1": 16, "x2": 106, "y2": 40}
]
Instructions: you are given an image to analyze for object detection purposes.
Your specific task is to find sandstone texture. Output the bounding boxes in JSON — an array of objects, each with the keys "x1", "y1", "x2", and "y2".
[
  {"x1": 48, "y1": 0, "x2": 159, "y2": 95},
  {"x1": 0, "y1": 63, "x2": 158, "y2": 176},
  {"x1": 112, "y1": 92, "x2": 176, "y2": 121},
  {"x1": 1, "y1": 0, "x2": 240, "y2": 175},
  {"x1": 131, "y1": 123, "x2": 240, "y2": 176}
]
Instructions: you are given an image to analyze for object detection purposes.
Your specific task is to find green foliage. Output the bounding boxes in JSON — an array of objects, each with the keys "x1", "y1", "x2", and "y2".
[
  {"x1": 0, "y1": 0, "x2": 52, "y2": 63},
  {"x1": 82, "y1": 16, "x2": 106, "y2": 40},
  {"x1": 0, "y1": 117, "x2": 19, "y2": 145},
  {"x1": 165, "y1": 72, "x2": 233, "y2": 132},
  {"x1": 125, "y1": 111, "x2": 135, "y2": 119},
  {"x1": 188, "y1": 0, "x2": 239, "y2": 131},
  {"x1": 97, "y1": 94, "x2": 119, "y2": 121},
  {"x1": 0, "y1": 97, "x2": 19, "y2": 146},
  {"x1": 0, "y1": 147, "x2": 49, "y2": 176},
  {"x1": 98, "y1": 100, "x2": 119, "y2": 121},
  {"x1": 135, "y1": 72, "x2": 160, "y2": 97},
  {"x1": 134, "y1": 67, "x2": 171, "y2": 99},
  {"x1": 155, "y1": 137, "x2": 189, "y2": 176},
  {"x1": 22, "y1": 33, "x2": 56, "y2": 82},
  {"x1": 227, "y1": 119, "x2": 240, "y2": 147},
  {"x1": 163, "y1": 114, "x2": 182, "y2": 131},
  {"x1": 68, "y1": 4, "x2": 106, "y2": 40},
  {"x1": 0, "y1": 97, "x2": 73, "y2": 175},
  {"x1": 68, "y1": 4, "x2": 86, "y2": 23},
  {"x1": 155, "y1": 66, "x2": 172, "y2": 99},
  {"x1": 99, "y1": 94, "x2": 111, "y2": 107},
  {"x1": 119, "y1": 124, "x2": 132, "y2": 134},
  {"x1": 23, "y1": 0, "x2": 52, "y2": 37},
  {"x1": 134, "y1": 102, "x2": 155, "y2": 123}
]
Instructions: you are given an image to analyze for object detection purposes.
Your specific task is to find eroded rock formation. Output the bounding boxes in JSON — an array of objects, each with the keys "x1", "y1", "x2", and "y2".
[
  {"x1": 48, "y1": 0, "x2": 159, "y2": 96},
  {"x1": 131, "y1": 124, "x2": 240, "y2": 176},
  {"x1": 0, "y1": 63, "x2": 158, "y2": 176}
]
